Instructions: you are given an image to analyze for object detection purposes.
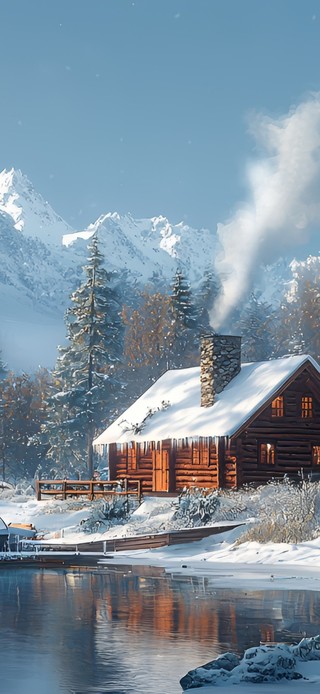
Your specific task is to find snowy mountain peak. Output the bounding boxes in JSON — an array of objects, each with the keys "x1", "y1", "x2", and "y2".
[
  {"x1": 0, "y1": 167, "x2": 73, "y2": 245},
  {"x1": 0, "y1": 167, "x2": 22, "y2": 189},
  {"x1": 63, "y1": 210, "x2": 218, "y2": 284}
]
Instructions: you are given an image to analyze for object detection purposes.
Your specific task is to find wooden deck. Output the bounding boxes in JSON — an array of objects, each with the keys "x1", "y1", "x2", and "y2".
[
  {"x1": 26, "y1": 521, "x2": 246, "y2": 553},
  {"x1": 35, "y1": 478, "x2": 142, "y2": 503}
]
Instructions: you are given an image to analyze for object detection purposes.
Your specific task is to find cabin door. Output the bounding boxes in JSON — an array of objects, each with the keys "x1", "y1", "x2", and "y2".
[{"x1": 152, "y1": 449, "x2": 169, "y2": 492}]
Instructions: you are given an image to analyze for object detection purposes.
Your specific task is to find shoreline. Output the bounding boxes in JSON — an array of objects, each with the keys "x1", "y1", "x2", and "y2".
[{"x1": 3, "y1": 549, "x2": 320, "y2": 595}]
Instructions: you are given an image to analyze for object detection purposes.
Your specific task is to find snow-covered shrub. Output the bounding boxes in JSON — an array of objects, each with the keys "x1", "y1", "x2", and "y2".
[
  {"x1": 172, "y1": 479, "x2": 320, "y2": 538},
  {"x1": 80, "y1": 497, "x2": 135, "y2": 533},
  {"x1": 0, "y1": 478, "x2": 35, "y2": 500},
  {"x1": 213, "y1": 490, "x2": 251, "y2": 521},
  {"x1": 293, "y1": 635, "x2": 320, "y2": 660},
  {"x1": 172, "y1": 487, "x2": 251, "y2": 528},
  {"x1": 238, "y1": 478, "x2": 320, "y2": 544},
  {"x1": 173, "y1": 488, "x2": 221, "y2": 527}
]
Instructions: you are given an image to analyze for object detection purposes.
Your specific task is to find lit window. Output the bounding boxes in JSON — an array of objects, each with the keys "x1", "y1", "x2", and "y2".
[
  {"x1": 272, "y1": 396, "x2": 284, "y2": 417},
  {"x1": 302, "y1": 396, "x2": 313, "y2": 418},
  {"x1": 260, "y1": 443, "x2": 275, "y2": 465},
  {"x1": 313, "y1": 446, "x2": 320, "y2": 466}
]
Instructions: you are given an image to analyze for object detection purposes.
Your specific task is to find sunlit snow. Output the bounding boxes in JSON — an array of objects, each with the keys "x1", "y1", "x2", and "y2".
[{"x1": 94, "y1": 354, "x2": 319, "y2": 445}]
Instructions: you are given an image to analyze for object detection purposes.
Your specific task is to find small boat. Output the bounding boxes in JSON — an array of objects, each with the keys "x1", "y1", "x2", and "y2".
[{"x1": 0, "y1": 517, "x2": 36, "y2": 551}]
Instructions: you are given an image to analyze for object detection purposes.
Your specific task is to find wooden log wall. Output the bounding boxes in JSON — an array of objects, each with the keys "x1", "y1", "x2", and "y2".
[
  {"x1": 223, "y1": 441, "x2": 238, "y2": 489},
  {"x1": 109, "y1": 442, "x2": 154, "y2": 493},
  {"x1": 109, "y1": 438, "x2": 220, "y2": 492},
  {"x1": 109, "y1": 366, "x2": 320, "y2": 491},
  {"x1": 239, "y1": 369, "x2": 320, "y2": 485},
  {"x1": 173, "y1": 438, "x2": 219, "y2": 490}
]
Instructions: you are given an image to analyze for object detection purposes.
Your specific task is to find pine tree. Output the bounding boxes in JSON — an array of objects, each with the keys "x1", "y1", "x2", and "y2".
[
  {"x1": 297, "y1": 281, "x2": 320, "y2": 360},
  {"x1": 169, "y1": 269, "x2": 200, "y2": 368},
  {"x1": 42, "y1": 234, "x2": 124, "y2": 477},
  {"x1": 238, "y1": 293, "x2": 275, "y2": 362},
  {"x1": 273, "y1": 300, "x2": 305, "y2": 358},
  {"x1": 275, "y1": 279, "x2": 320, "y2": 360},
  {"x1": 196, "y1": 268, "x2": 219, "y2": 329},
  {"x1": 171, "y1": 269, "x2": 197, "y2": 329}
]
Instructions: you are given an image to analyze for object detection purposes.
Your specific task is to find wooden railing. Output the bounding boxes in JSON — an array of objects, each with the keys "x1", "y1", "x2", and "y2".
[{"x1": 35, "y1": 478, "x2": 141, "y2": 503}]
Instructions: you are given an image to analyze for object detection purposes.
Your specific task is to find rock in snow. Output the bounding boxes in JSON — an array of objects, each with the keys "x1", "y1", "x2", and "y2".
[{"x1": 180, "y1": 635, "x2": 320, "y2": 689}]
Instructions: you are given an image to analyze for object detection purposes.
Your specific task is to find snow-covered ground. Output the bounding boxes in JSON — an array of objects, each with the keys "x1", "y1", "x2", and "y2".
[
  {"x1": 3, "y1": 487, "x2": 320, "y2": 590},
  {"x1": 2, "y1": 487, "x2": 320, "y2": 692}
]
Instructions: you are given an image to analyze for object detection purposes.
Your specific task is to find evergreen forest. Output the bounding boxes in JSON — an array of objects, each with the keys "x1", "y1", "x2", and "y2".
[{"x1": 1, "y1": 234, "x2": 320, "y2": 482}]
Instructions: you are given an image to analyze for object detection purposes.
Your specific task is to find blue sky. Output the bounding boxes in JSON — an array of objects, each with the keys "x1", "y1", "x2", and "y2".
[{"x1": 0, "y1": 0, "x2": 319, "y2": 231}]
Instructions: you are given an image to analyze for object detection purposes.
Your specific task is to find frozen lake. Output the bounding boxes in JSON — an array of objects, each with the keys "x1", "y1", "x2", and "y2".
[{"x1": 1, "y1": 564, "x2": 320, "y2": 693}]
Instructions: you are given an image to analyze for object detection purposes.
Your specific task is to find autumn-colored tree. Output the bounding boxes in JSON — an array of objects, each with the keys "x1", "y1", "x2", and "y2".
[{"x1": 123, "y1": 290, "x2": 173, "y2": 370}]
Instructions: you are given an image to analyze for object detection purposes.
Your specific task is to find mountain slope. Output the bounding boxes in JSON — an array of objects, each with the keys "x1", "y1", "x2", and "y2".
[
  {"x1": 0, "y1": 168, "x2": 219, "y2": 369},
  {"x1": 64, "y1": 212, "x2": 218, "y2": 285},
  {"x1": 0, "y1": 168, "x2": 73, "y2": 246},
  {"x1": 0, "y1": 211, "x2": 72, "y2": 369}
]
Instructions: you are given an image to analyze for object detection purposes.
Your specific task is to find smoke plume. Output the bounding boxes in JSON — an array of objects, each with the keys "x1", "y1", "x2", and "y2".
[{"x1": 211, "y1": 95, "x2": 320, "y2": 330}]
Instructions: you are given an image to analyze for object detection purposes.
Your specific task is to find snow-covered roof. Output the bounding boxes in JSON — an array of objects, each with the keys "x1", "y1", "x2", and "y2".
[{"x1": 93, "y1": 355, "x2": 320, "y2": 446}]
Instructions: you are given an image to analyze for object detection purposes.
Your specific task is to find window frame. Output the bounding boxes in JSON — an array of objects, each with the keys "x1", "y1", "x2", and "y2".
[
  {"x1": 271, "y1": 395, "x2": 284, "y2": 418},
  {"x1": 301, "y1": 396, "x2": 313, "y2": 419},
  {"x1": 312, "y1": 445, "x2": 320, "y2": 466},
  {"x1": 259, "y1": 441, "x2": 276, "y2": 466}
]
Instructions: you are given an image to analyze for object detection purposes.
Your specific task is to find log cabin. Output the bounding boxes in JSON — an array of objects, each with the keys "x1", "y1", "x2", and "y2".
[{"x1": 93, "y1": 334, "x2": 320, "y2": 493}]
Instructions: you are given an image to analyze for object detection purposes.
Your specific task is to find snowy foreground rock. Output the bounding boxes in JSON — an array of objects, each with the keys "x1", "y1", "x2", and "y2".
[{"x1": 180, "y1": 636, "x2": 320, "y2": 690}]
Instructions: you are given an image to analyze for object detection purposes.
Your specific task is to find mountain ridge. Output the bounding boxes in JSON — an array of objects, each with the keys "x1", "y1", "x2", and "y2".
[
  {"x1": 0, "y1": 167, "x2": 316, "y2": 371},
  {"x1": 0, "y1": 168, "x2": 218, "y2": 370}
]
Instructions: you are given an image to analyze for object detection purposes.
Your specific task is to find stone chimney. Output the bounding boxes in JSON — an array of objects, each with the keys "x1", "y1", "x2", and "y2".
[{"x1": 200, "y1": 334, "x2": 242, "y2": 407}]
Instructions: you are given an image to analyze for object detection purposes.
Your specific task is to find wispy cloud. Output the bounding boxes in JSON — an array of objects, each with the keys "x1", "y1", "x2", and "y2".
[{"x1": 211, "y1": 95, "x2": 320, "y2": 329}]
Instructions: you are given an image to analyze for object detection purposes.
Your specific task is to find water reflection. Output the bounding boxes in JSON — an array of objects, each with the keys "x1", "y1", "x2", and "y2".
[{"x1": 0, "y1": 566, "x2": 320, "y2": 693}]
